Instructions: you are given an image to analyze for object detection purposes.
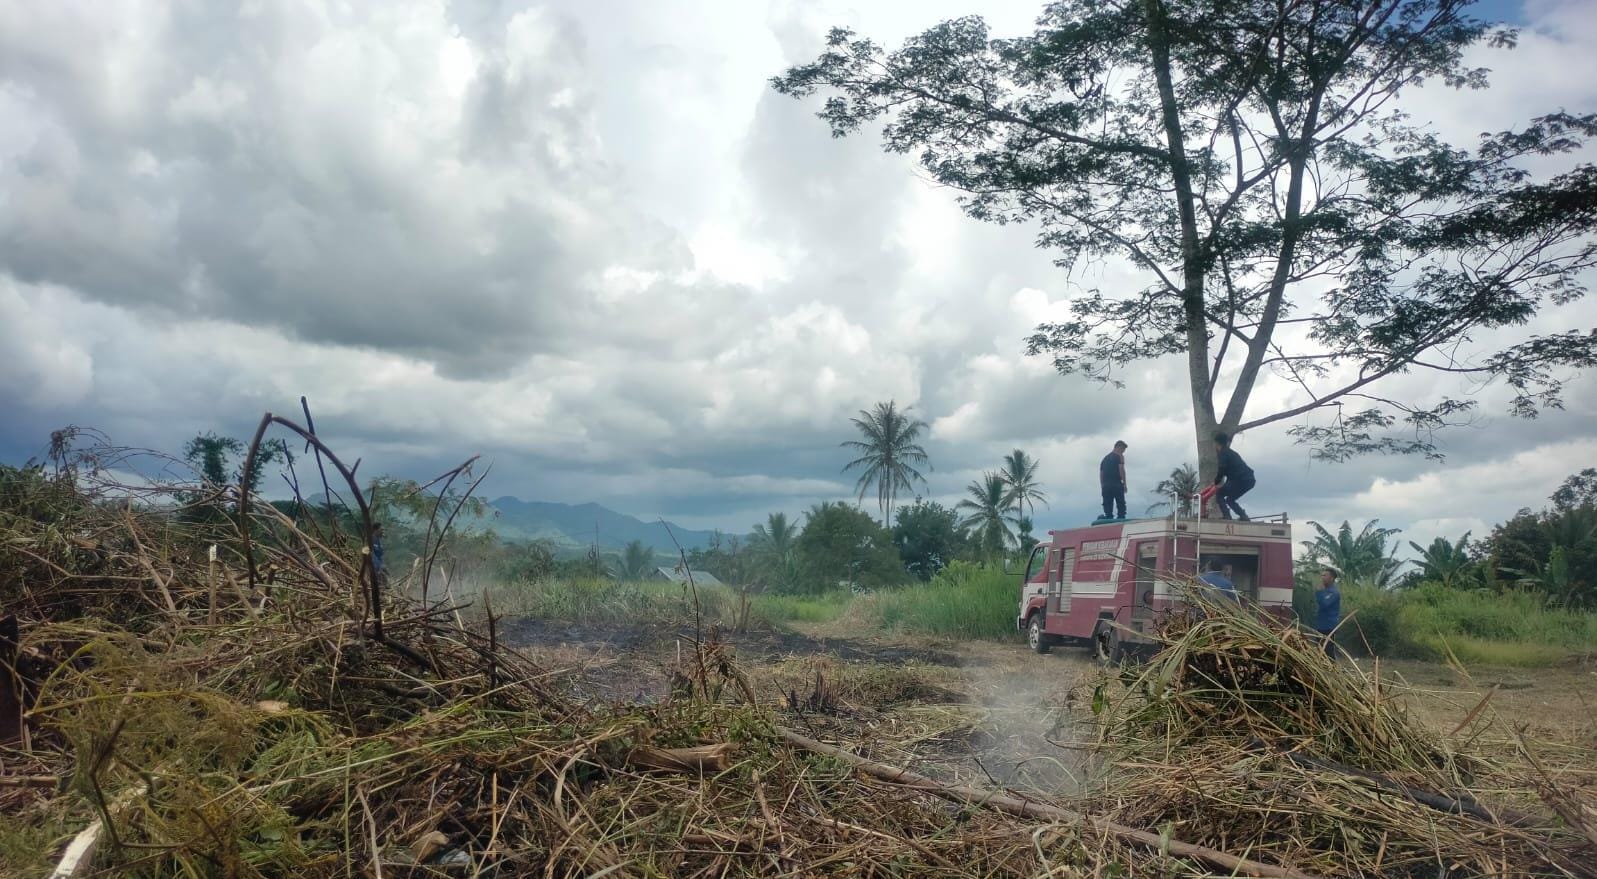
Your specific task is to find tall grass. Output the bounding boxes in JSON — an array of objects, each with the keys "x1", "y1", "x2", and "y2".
[
  {"x1": 752, "y1": 592, "x2": 850, "y2": 625},
  {"x1": 1303, "y1": 582, "x2": 1597, "y2": 666},
  {"x1": 488, "y1": 577, "x2": 851, "y2": 630},
  {"x1": 490, "y1": 578, "x2": 733, "y2": 625},
  {"x1": 857, "y1": 562, "x2": 1021, "y2": 640}
]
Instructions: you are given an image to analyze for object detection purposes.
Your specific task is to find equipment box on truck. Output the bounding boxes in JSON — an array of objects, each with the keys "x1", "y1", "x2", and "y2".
[{"x1": 1016, "y1": 510, "x2": 1294, "y2": 661}]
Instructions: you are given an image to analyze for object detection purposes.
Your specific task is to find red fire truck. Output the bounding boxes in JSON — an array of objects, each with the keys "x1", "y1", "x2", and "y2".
[{"x1": 1016, "y1": 506, "x2": 1295, "y2": 661}]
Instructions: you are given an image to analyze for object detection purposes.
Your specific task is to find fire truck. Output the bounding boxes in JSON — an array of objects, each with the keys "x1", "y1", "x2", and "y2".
[{"x1": 1015, "y1": 500, "x2": 1295, "y2": 662}]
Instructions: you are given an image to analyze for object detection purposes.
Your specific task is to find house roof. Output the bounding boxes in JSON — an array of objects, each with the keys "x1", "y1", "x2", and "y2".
[{"x1": 653, "y1": 566, "x2": 725, "y2": 586}]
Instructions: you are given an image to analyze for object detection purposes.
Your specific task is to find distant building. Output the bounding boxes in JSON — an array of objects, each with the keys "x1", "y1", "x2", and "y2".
[{"x1": 649, "y1": 563, "x2": 725, "y2": 587}]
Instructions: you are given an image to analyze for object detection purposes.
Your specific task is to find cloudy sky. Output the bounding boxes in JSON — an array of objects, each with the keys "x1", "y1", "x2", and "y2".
[{"x1": 2, "y1": 0, "x2": 1594, "y2": 557}]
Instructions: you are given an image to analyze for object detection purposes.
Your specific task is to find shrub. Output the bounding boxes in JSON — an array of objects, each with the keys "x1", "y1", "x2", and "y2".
[
  {"x1": 1331, "y1": 581, "x2": 1597, "y2": 665},
  {"x1": 861, "y1": 562, "x2": 1021, "y2": 640}
]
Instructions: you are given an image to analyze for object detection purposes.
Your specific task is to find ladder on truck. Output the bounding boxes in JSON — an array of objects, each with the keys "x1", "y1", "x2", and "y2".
[
  {"x1": 1168, "y1": 489, "x2": 1290, "y2": 574},
  {"x1": 1169, "y1": 488, "x2": 1208, "y2": 576}
]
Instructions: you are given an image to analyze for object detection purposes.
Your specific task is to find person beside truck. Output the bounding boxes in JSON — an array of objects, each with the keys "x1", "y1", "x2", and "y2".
[{"x1": 1315, "y1": 566, "x2": 1342, "y2": 656}]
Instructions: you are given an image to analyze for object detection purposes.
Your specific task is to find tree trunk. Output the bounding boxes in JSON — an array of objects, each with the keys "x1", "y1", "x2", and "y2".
[{"x1": 1143, "y1": 0, "x2": 1220, "y2": 485}]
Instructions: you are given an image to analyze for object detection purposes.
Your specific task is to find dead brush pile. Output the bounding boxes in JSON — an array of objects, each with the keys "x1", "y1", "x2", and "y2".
[
  {"x1": 6, "y1": 420, "x2": 1593, "y2": 878},
  {"x1": 1086, "y1": 591, "x2": 1597, "y2": 878},
  {"x1": 2, "y1": 417, "x2": 1297, "y2": 879}
]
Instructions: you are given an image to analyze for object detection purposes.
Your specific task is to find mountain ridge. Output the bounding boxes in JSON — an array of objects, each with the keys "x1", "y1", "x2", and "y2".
[{"x1": 486, "y1": 496, "x2": 729, "y2": 551}]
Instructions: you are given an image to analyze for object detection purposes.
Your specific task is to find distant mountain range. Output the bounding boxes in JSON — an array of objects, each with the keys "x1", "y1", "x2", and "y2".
[{"x1": 485, "y1": 497, "x2": 727, "y2": 551}]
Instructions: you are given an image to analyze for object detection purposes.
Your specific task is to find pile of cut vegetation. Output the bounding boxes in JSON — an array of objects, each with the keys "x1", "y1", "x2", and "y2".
[
  {"x1": 1086, "y1": 593, "x2": 1597, "y2": 878},
  {"x1": 2, "y1": 420, "x2": 1592, "y2": 878}
]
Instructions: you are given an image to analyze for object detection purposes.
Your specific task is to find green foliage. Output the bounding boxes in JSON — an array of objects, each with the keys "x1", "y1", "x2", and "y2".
[
  {"x1": 555, "y1": 544, "x2": 610, "y2": 580},
  {"x1": 617, "y1": 540, "x2": 655, "y2": 582},
  {"x1": 182, "y1": 432, "x2": 288, "y2": 506},
  {"x1": 685, "y1": 532, "x2": 756, "y2": 586},
  {"x1": 860, "y1": 561, "x2": 1020, "y2": 640},
  {"x1": 794, "y1": 501, "x2": 905, "y2": 591},
  {"x1": 492, "y1": 578, "x2": 731, "y2": 625},
  {"x1": 1407, "y1": 532, "x2": 1478, "y2": 589},
  {"x1": 1147, "y1": 463, "x2": 1200, "y2": 517},
  {"x1": 490, "y1": 577, "x2": 850, "y2": 630},
  {"x1": 748, "y1": 512, "x2": 800, "y2": 590},
  {"x1": 500, "y1": 539, "x2": 557, "y2": 583},
  {"x1": 997, "y1": 448, "x2": 1047, "y2": 517},
  {"x1": 1551, "y1": 467, "x2": 1597, "y2": 511},
  {"x1": 891, "y1": 499, "x2": 965, "y2": 581},
  {"x1": 1301, "y1": 520, "x2": 1404, "y2": 588},
  {"x1": 1303, "y1": 582, "x2": 1597, "y2": 666},
  {"x1": 1480, "y1": 469, "x2": 1597, "y2": 608},
  {"x1": 1014, "y1": 515, "x2": 1038, "y2": 558},
  {"x1": 840, "y1": 401, "x2": 930, "y2": 527},
  {"x1": 776, "y1": 2, "x2": 1597, "y2": 469},
  {"x1": 956, "y1": 472, "x2": 1016, "y2": 559},
  {"x1": 751, "y1": 591, "x2": 850, "y2": 626}
]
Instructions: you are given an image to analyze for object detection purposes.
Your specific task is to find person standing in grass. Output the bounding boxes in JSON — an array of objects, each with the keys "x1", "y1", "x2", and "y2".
[
  {"x1": 1315, "y1": 567, "x2": 1342, "y2": 656},
  {"x1": 1099, "y1": 440, "x2": 1128, "y2": 520}
]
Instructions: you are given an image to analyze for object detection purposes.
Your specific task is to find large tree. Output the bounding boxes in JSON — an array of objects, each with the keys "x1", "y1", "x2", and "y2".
[
  {"x1": 776, "y1": 0, "x2": 1597, "y2": 479},
  {"x1": 795, "y1": 501, "x2": 905, "y2": 590},
  {"x1": 892, "y1": 499, "x2": 966, "y2": 580},
  {"x1": 841, "y1": 400, "x2": 931, "y2": 527}
]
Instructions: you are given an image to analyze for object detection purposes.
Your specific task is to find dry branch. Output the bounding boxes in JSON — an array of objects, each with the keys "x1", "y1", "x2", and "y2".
[{"x1": 778, "y1": 727, "x2": 1320, "y2": 879}]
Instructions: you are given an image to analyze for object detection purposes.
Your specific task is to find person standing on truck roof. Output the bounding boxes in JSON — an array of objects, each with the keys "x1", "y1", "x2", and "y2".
[
  {"x1": 1211, "y1": 432, "x2": 1256, "y2": 521},
  {"x1": 1315, "y1": 567, "x2": 1342, "y2": 657},
  {"x1": 1199, "y1": 558, "x2": 1238, "y2": 602},
  {"x1": 1099, "y1": 441, "x2": 1128, "y2": 520}
]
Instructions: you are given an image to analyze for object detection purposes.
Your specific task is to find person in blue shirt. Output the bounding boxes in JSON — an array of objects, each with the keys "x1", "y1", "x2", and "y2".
[
  {"x1": 1314, "y1": 566, "x2": 1342, "y2": 656},
  {"x1": 1199, "y1": 558, "x2": 1239, "y2": 602}
]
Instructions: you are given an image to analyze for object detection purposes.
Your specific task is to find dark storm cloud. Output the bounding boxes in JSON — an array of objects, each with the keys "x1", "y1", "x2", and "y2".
[
  {"x1": 0, "y1": 2, "x2": 655, "y2": 376},
  {"x1": 2, "y1": 0, "x2": 1595, "y2": 556}
]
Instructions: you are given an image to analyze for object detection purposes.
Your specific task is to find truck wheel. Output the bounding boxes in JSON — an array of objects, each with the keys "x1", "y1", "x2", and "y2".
[
  {"x1": 1093, "y1": 622, "x2": 1124, "y2": 665},
  {"x1": 1027, "y1": 614, "x2": 1052, "y2": 655}
]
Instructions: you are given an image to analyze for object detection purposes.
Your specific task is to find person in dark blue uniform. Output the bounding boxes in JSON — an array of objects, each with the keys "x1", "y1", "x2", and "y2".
[
  {"x1": 1212, "y1": 432, "x2": 1256, "y2": 521},
  {"x1": 1315, "y1": 567, "x2": 1342, "y2": 657},
  {"x1": 1099, "y1": 440, "x2": 1128, "y2": 520}
]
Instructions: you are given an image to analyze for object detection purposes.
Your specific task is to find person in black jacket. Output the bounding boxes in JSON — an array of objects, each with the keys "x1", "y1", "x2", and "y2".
[
  {"x1": 1212, "y1": 432, "x2": 1255, "y2": 521},
  {"x1": 1099, "y1": 440, "x2": 1128, "y2": 520}
]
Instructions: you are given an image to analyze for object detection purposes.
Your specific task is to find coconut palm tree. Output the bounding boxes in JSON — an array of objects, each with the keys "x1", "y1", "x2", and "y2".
[
  {"x1": 1146, "y1": 463, "x2": 1201, "y2": 517},
  {"x1": 749, "y1": 512, "x2": 799, "y2": 589},
  {"x1": 1408, "y1": 532, "x2": 1476, "y2": 588},
  {"x1": 998, "y1": 449, "x2": 1047, "y2": 518},
  {"x1": 841, "y1": 401, "x2": 930, "y2": 528},
  {"x1": 957, "y1": 472, "x2": 1016, "y2": 559},
  {"x1": 618, "y1": 540, "x2": 655, "y2": 581},
  {"x1": 1302, "y1": 520, "x2": 1403, "y2": 588}
]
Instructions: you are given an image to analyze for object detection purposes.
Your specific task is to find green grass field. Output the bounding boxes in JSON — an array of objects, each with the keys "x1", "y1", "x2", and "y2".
[
  {"x1": 1308, "y1": 582, "x2": 1597, "y2": 667},
  {"x1": 489, "y1": 567, "x2": 1597, "y2": 666}
]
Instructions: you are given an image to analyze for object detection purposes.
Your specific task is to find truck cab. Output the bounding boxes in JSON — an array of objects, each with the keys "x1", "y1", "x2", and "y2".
[{"x1": 1016, "y1": 511, "x2": 1294, "y2": 661}]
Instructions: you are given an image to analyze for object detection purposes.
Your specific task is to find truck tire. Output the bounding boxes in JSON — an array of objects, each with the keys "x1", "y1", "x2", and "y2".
[
  {"x1": 1093, "y1": 621, "x2": 1124, "y2": 665},
  {"x1": 1027, "y1": 613, "x2": 1052, "y2": 655}
]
